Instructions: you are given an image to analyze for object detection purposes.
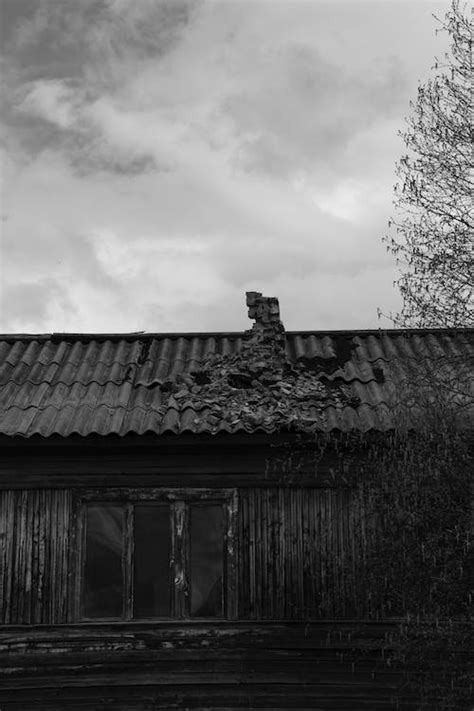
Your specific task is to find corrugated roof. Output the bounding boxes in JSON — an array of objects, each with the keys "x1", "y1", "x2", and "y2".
[{"x1": 0, "y1": 330, "x2": 472, "y2": 437}]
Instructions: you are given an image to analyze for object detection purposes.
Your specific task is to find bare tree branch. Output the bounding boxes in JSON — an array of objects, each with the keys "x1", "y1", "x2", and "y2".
[{"x1": 383, "y1": 1, "x2": 473, "y2": 328}]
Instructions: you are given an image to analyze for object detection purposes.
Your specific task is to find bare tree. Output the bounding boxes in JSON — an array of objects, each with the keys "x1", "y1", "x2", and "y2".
[{"x1": 385, "y1": 0, "x2": 473, "y2": 327}]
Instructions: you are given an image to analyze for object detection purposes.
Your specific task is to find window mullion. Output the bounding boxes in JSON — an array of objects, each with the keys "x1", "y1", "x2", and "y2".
[
  {"x1": 172, "y1": 501, "x2": 189, "y2": 618},
  {"x1": 226, "y1": 490, "x2": 238, "y2": 620},
  {"x1": 123, "y1": 503, "x2": 134, "y2": 620}
]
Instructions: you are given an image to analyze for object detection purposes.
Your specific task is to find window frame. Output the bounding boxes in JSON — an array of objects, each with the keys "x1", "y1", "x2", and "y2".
[{"x1": 72, "y1": 488, "x2": 238, "y2": 622}]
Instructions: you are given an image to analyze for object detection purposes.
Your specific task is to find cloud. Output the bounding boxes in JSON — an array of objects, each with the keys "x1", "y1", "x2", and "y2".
[
  {"x1": 3, "y1": 0, "x2": 195, "y2": 84},
  {"x1": 224, "y1": 45, "x2": 407, "y2": 180},
  {"x1": 1, "y1": 278, "x2": 75, "y2": 330},
  {"x1": 17, "y1": 80, "x2": 80, "y2": 129},
  {"x1": 0, "y1": 0, "x2": 447, "y2": 333}
]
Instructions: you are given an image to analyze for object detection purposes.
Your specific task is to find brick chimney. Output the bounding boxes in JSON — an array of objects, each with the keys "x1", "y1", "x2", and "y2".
[{"x1": 246, "y1": 291, "x2": 286, "y2": 355}]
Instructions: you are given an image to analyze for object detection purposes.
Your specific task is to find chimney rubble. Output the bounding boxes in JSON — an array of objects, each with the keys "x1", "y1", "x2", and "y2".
[
  {"x1": 155, "y1": 291, "x2": 356, "y2": 433},
  {"x1": 245, "y1": 291, "x2": 286, "y2": 355}
]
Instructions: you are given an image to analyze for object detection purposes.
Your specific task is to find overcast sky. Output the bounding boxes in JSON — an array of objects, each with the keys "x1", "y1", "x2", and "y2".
[{"x1": 0, "y1": 0, "x2": 449, "y2": 334}]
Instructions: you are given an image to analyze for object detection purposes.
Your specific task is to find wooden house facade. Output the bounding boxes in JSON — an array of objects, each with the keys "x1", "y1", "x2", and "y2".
[{"x1": 0, "y1": 293, "x2": 472, "y2": 710}]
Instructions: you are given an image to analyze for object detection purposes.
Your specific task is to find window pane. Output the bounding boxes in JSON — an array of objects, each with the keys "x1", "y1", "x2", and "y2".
[
  {"x1": 134, "y1": 505, "x2": 171, "y2": 617},
  {"x1": 190, "y1": 504, "x2": 224, "y2": 617},
  {"x1": 84, "y1": 505, "x2": 123, "y2": 618}
]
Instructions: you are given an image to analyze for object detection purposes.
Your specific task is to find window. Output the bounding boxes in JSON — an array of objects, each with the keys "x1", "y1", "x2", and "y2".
[{"x1": 75, "y1": 489, "x2": 237, "y2": 621}]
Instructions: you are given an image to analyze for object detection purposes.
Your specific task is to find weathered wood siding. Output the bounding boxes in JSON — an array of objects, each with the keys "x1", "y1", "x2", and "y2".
[
  {"x1": 1, "y1": 486, "x2": 369, "y2": 624},
  {"x1": 0, "y1": 489, "x2": 72, "y2": 624},
  {"x1": 0, "y1": 622, "x2": 414, "y2": 710},
  {"x1": 0, "y1": 485, "x2": 415, "y2": 709},
  {"x1": 238, "y1": 487, "x2": 364, "y2": 619}
]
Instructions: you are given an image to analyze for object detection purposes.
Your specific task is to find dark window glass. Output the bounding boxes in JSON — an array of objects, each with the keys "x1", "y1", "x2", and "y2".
[
  {"x1": 133, "y1": 505, "x2": 171, "y2": 617},
  {"x1": 190, "y1": 504, "x2": 224, "y2": 617},
  {"x1": 84, "y1": 505, "x2": 123, "y2": 618}
]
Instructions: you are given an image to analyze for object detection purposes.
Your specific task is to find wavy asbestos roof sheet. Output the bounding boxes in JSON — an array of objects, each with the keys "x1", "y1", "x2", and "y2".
[{"x1": 0, "y1": 330, "x2": 472, "y2": 437}]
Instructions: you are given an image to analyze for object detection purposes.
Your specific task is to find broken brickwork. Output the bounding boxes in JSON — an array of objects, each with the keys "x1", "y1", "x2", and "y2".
[
  {"x1": 245, "y1": 291, "x2": 286, "y2": 356},
  {"x1": 159, "y1": 293, "x2": 357, "y2": 433}
]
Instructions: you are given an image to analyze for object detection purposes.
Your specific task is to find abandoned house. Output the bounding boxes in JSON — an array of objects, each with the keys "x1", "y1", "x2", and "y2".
[{"x1": 0, "y1": 292, "x2": 472, "y2": 710}]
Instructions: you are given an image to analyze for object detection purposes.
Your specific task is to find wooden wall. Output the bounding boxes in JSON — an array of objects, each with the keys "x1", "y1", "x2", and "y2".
[
  {"x1": 0, "y1": 486, "x2": 370, "y2": 624},
  {"x1": 0, "y1": 490, "x2": 72, "y2": 625},
  {"x1": 0, "y1": 621, "x2": 413, "y2": 710},
  {"x1": 238, "y1": 488, "x2": 365, "y2": 620}
]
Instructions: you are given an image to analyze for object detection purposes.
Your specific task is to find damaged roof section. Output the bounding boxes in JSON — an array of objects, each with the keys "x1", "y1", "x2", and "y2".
[{"x1": 0, "y1": 293, "x2": 473, "y2": 437}]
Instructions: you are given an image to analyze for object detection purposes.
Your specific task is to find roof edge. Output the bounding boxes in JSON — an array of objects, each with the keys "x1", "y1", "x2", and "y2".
[{"x1": 0, "y1": 327, "x2": 473, "y2": 343}]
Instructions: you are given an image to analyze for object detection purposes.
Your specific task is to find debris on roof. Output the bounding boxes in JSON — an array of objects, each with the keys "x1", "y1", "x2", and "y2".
[
  {"x1": 0, "y1": 292, "x2": 472, "y2": 437},
  {"x1": 167, "y1": 292, "x2": 360, "y2": 433}
]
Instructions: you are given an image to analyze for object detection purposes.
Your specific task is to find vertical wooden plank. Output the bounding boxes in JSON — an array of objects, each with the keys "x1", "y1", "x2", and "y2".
[
  {"x1": 269, "y1": 488, "x2": 277, "y2": 619},
  {"x1": 0, "y1": 492, "x2": 5, "y2": 622},
  {"x1": 42, "y1": 490, "x2": 52, "y2": 624},
  {"x1": 253, "y1": 489, "x2": 260, "y2": 618},
  {"x1": 331, "y1": 490, "x2": 338, "y2": 617},
  {"x1": 314, "y1": 490, "x2": 320, "y2": 617},
  {"x1": 55, "y1": 491, "x2": 63, "y2": 623},
  {"x1": 342, "y1": 488, "x2": 350, "y2": 617},
  {"x1": 124, "y1": 502, "x2": 133, "y2": 621},
  {"x1": 51, "y1": 490, "x2": 59, "y2": 623},
  {"x1": 23, "y1": 490, "x2": 35, "y2": 625},
  {"x1": 31, "y1": 490, "x2": 41, "y2": 623},
  {"x1": 331, "y1": 489, "x2": 338, "y2": 618},
  {"x1": 312, "y1": 489, "x2": 320, "y2": 618},
  {"x1": 295, "y1": 488, "x2": 301, "y2": 617},
  {"x1": 285, "y1": 489, "x2": 291, "y2": 619},
  {"x1": 62, "y1": 490, "x2": 72, "y2": 622},
  {"x1": 281, "y1": 487, "x2": 285, "y2": 620},
  {"x1": 1, "y1": 492, "x2": 9, "y2": 622},
  {"x1": 27, "y1": 490, "x2": 37, "y2": 624},
  {"x1": 48, "y1": 489, "x2": 58, "y2": 624},
  {"x1": 320, "y1": 490, "x2": 327, "y2": 617},
  {"x1": 280, "y1": 488, "x2": 286, "y2": 619},
  {"x1": 314, "y1": 489, "x2": 320, "y2": 619},
  {"x1": 359, "y1": 487, "x2": 368, "y2": 617},
  {"x1": 294, "y1": 488, "x2": 301, "y2": 618},
  {"x1": 248, "y1": 490, "x2": 256, "y2": 619},
  {"x1": 0, "y1": 491, "x2": 14, "y2": 623},
  {"x1": 226, "y1": 489, "x2": 238, "y2": 620},
  {"x1": 301, "y1": 488, "x2": 309, "y2": 617},
  {"x1": 329, "y1": 489, "x2": 336, "y2": 618},
  {"x1": 35, "y1": 489, "x2": 43, "y2": 624},
  {"x1": 10, "y1": 491, "x2": 19, "y2": 624},
  {"x1": 338, "y1": 489, "x2": 344, "y2": 617},
  {"x1": 275, "y1": 488, "x2": 281, "y2": 618},
  {"x1": 14, "y1": 490, "x2": 28, "y2": 624},
  {"x1": 288, "y1": 488, "x2": 295, "y2": 618},
  {"x1": 55, "y1": 489, "x2": 65, "y2": 623},
  {"x1": 238, "y1": 488, "x2": 248, "y2": 618},
  {"x1": 255, "y1": 489, "x2": 262, "y2": 619},
  {"x1": 339, "y1": 489, "x2": 346, "y2": 617},
  {"x1": 274, "y1": 488, "x2": 283, "y2": 619},
  {"x1": 282, "y1": 487, "x2": 288, "y2": 620},
  {"x1": 67, "y1": 492, "x2": 80, "y2": 623},
  {"x1": 296, "y1": 488, "x2": 304, "y2": 617},
  {"x1": 260, "y1": 488, "x2": 268, "y2": 618},
  {"x1": 76, "y1": 502, "x2": 87, "y2": 621}
]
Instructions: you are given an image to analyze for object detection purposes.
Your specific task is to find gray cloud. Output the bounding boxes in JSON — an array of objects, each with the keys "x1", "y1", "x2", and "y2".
[
  {"x1": 3, "y1": 0, "x2": 195, "y2": 85},
  {"x1": 3, "y1": 217, "x2": 121, "y2": 291},
  {"x1": 0, "y1": 0, "x2": 447, "y2": 333},
  {"x1": 224, "y1": 44, "x2": 407, "y2": 181},
  {"x1": 1, "y1": 0, "x2": 196, "y2": 174},
  {"x1": 1, "y1": 278, "x2": 75, "y2": 328}
]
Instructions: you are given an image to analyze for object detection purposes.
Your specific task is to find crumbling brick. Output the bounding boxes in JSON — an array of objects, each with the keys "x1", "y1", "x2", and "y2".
[
  {"x1": 245, "y1": 291, "x2": 286, "y2": 355},
  {"x1": 158, "y1": 291, "x2": 358, "y2": 433}
]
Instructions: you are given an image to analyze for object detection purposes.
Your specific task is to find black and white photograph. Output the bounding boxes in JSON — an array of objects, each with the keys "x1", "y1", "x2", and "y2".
[{"x1": 0, "y1": 1, "x2": 472, "y2": 709}]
